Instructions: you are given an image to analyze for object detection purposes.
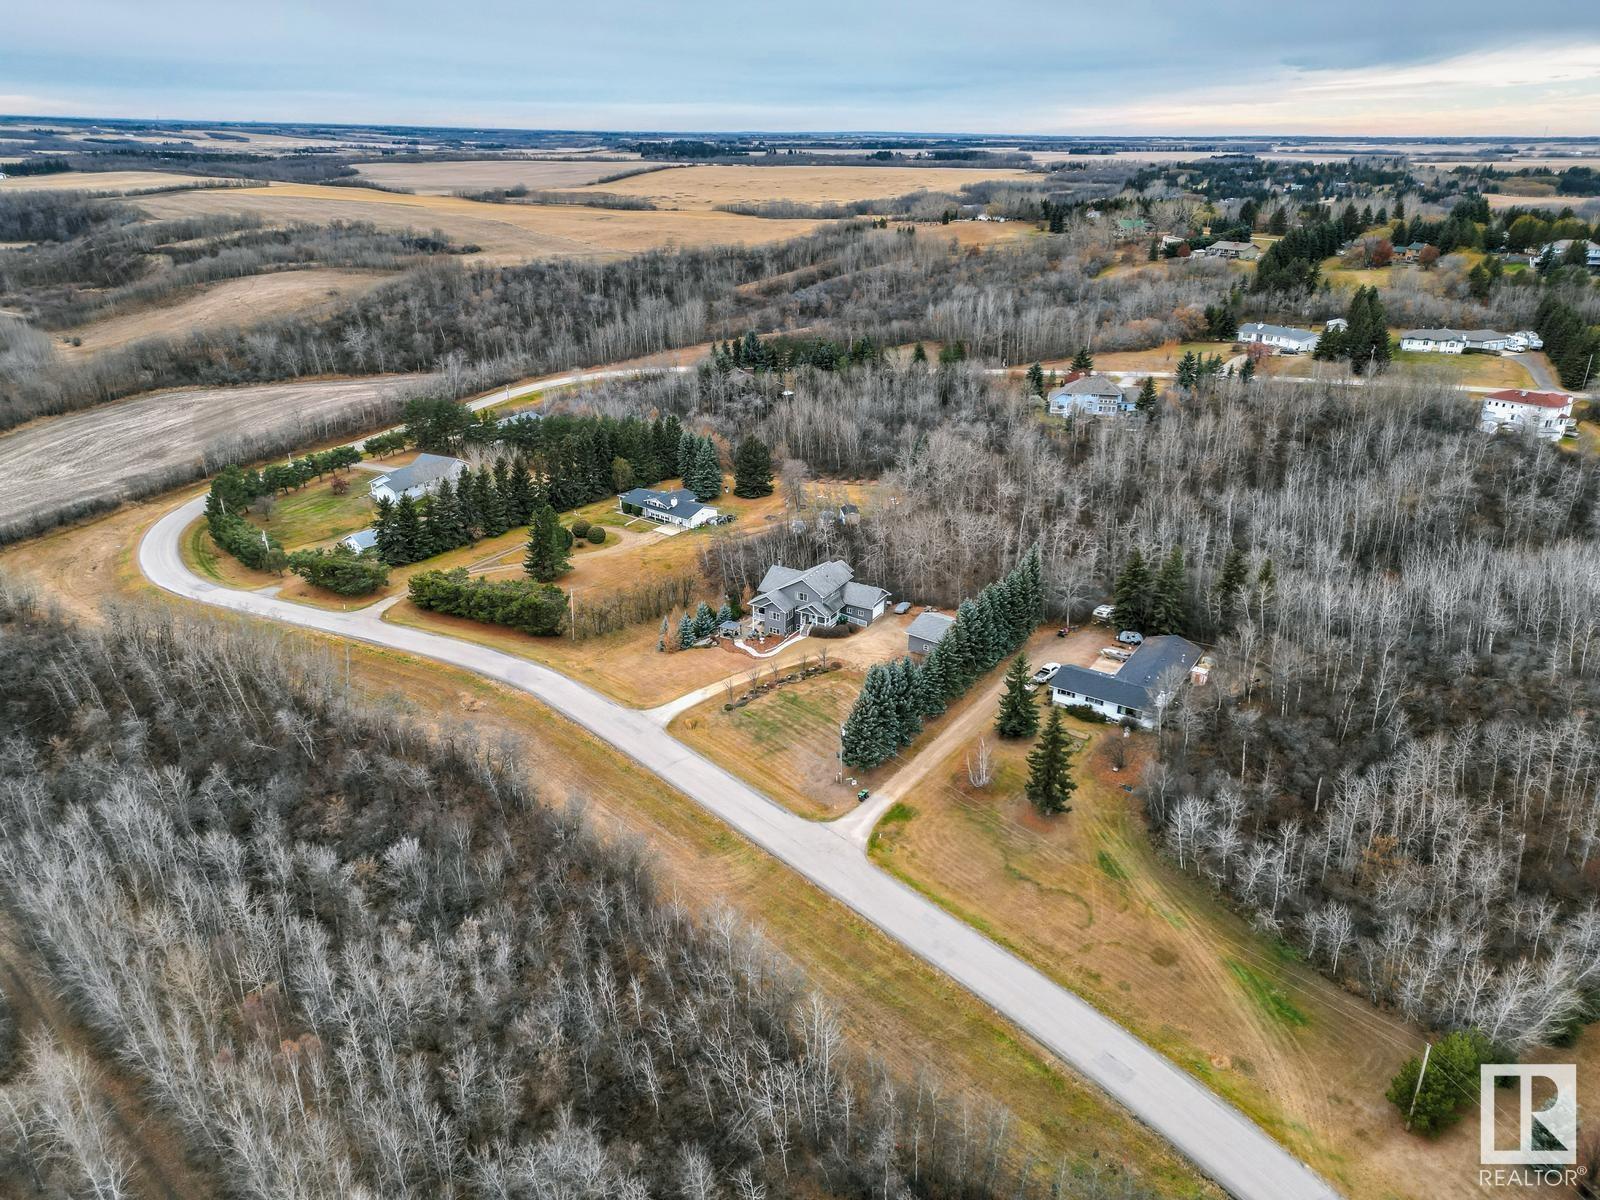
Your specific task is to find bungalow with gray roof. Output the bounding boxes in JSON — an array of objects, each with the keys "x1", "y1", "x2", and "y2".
[
  {"x1": 339, "y1": 528, "x2": 379, "y2": 554},
  {"x1": 1044, "y1": 635, "x2": 1200, "y2": 728},
  {"x1": 1238, "y1": 322, "x2": 1319, "y2": 354},
  {"x1": 618, "y1": 486, "x2": 720, "y2": 529},
  {"x1": 368, "y1": 453, "x2": 468, "y2": 504},
  {"x1": 750, "y1": 560, "x2": 890, "y2": 636}
]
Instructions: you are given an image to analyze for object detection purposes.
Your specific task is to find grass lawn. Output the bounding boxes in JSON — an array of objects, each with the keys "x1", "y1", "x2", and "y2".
[
  {"x1": 1387, "y1": 348, "x2": 1537, "y2": 390},
  {"x1": 865, "y1": 720, "x2": 1495, "y2": 1199},
  {"x1": 251, "y1": 476, "x2": 375, "y2": 547},
  {"x1": 1093, "y1": 341, "x2": 1239, "y2": 374}
]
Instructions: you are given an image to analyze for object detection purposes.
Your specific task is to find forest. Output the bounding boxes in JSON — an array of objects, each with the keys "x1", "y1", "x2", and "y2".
[{"x1": 0, "y1": 578, "x2": 1155, "y2": 1199}]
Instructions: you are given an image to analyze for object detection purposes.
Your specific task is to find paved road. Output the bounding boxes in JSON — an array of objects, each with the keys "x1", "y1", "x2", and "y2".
[{"x1": 139, "y1": 496, "x2": 1342, "y2": 1200}]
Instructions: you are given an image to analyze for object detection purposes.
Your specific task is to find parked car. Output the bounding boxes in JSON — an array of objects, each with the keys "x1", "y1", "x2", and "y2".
[
  {"x1": 1091, "y1": 604, "x2": 1116, "y2": 623},
  {"x1": 1117, "y1": 630, "x2": 1144, "y2": 646},
  {"x1": 1029, "y1": 662, "x2": 1061, "y2": 686}
]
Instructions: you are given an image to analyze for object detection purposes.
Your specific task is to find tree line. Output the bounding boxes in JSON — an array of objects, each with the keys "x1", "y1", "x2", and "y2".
[{"x1": 840, "y1": 550, "x2": 1043, "y2": 769}]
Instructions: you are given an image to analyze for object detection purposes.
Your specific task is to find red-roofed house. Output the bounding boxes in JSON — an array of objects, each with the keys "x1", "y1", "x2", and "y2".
[{"x1": 1479, "y1": 389, "x2": 1575, "y2": 441}]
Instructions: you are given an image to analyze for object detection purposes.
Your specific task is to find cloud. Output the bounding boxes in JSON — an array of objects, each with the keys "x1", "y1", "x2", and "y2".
[{"x1": 1054, "y1": 41, "x2": 1600, "y2": 135}]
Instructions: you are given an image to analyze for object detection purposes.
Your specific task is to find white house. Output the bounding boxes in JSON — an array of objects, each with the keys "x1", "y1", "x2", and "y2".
[
  {"x1": 1043, "y1": 635, "x2": 1201, "y2": 729},
  {"x1": 1533, "y1": 240, "x2": 1600, "y2": 270},
  {"x1": 1237, "y1": 322, "x2": 1319, "y2": 354},
  {"x1": 1478, "y1": 389, "x2": 1574, "y2": 441},
  {"x1": 1203, "y1": 240, "x2": 1260, "y2": 261},
  {"x1": 1399, "y1": 327, "x2": 1514, "y2": 355},
  {"x1": 339, "y1": 528, "x2": 379, "y2": 554},
  {"x1": 368, "y1": 453, "x2": 468, "y2": 504},
  {"x1": 618, "y1": 486, "x2": 720, "y2": 529},
  {"x1": 1047, "y1": 373, "x2": 1139, "y2": 417}
]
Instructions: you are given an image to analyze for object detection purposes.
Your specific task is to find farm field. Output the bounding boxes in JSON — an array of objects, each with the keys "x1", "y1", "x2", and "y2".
[
  {"x1": 353, "y1": 158, "x2": 674, "y2": 194},
  {"x1": 592, "y1": 163, "x2": 1035, "y2": 209},
  {"x1": 864, "y1": 629, "x2": 1536, "y2": 1199},
  {"x1": 0, "y1": 169, "x2": 229, "y2": 193},
  {"x1": 128, "y1": 181, "x2": 829, "y2": 264},
  {"x1": 0, "y1": 374, "x2": 431, "y2": 542},
  {"x1": 56, "y1": 267, "x2": 388, "y2": 357},
  {"x1": 0, "y1": 493, "x2": 1214, "y2": 1200}
]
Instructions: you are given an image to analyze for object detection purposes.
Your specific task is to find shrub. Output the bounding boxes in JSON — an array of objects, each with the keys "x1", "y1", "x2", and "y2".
[
  {"x1": 570, "y1": 518, "x2": 592, "y2": 538},
  {"x1": 1062, "y1": 703, "x2": 1109, "y2": 724},
  {"x1": 586, "y1": 526, "x2": 606, "y2": 545},
  {"x1": 207, "y1": 510, "x2": 285, "y2": 573},
  {"x1": 408, "y1": 567, "x2": 566, "y2": 637},
  {"x1": 287, "y1": 547, "x2": 390, "y2": 596},
  {"x1": 809, "y1": 623, "x2": 856, "y2": 639}
]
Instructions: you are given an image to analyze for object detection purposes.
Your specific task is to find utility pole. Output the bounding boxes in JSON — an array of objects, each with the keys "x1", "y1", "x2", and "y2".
[{"x1": 1406, "y1": 1042, "x2": 1432, "y2": 1131}]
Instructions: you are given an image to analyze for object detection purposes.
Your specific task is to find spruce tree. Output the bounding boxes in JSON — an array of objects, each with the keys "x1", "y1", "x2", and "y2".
[
  {"x1": 372, "y1": 495, "x2": 399, "y2": 564},
  {"x1": 1025, "y1": 705, "x2": 1076, "y2": 816},
  {"x1": 391, "y1": 495, "x2": 423, "y2": 566},
  {"x1": 678, "y1": 613, "x2": 696, "y2": 649},
  {"x1": 841, "y1": 666, "x2": 894, "y2": 769},
  {"x1": 1137, "y1": 377, "x2": 1159, "y2": 419},
  {"x1": 732, "y1": 437, "x2": 774, "y2": 498},
  {"x1": 1214, "y1": 545, "x2": 1249, "y2": 632},
  {"x1": 692, "y1": 601, "x2": 717, "y2": 639},
  {"x1": 890, "y1": 657, "x2": 924, "y2": 749},
  {"x1": 916, "y1": 646, "x2": 951, "y2": 717},
  {"x1": 1071, "y1": 346, "x2": 1094, "y2": 372},
  {"x1": 1026, "y1": 362, "x2": 1045, "y2": 396},
  {"x1": 689, "y1": 438, "x2": 723, "y2": 502},
  {"x1": 1151, "y1": 547, "x2": 1189, "y2": 636},
  {"x1": 911, "y1": 342, "x2": 927, "y2": 364},
  {"x1": 523, "y1": 503, "x2": 570, "y2": 582},
  {"x1": 1112, "y1": 549, "x2": 1152, "y2": 631},
  {"x1": 996, "y1": 654, "x2": 1040, "y2": 739}
]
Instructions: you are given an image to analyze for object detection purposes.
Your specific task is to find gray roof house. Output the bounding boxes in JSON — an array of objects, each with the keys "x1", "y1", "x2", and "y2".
[
  {"x1": 368, "y1": 453, "x2": 468, "y2": 504},
  {"x1": 1047, "y1": 374, "x2": 1139, "y2": 417},
  {"x1": 750, "y1": 560, "x2": 890, "y2": 636},
  {"x1": 618, "y1": 486, "x2": 720, "y2": 529},
  {"x1": 339, "y1": 528, "x2": 379, "y2": 554},
  {"x1": 907, "y1": 611, "x2": 955, "y2": 656},
  {"x1": 1204, "y1": 239, "x2": 1260, "y2": 261},
  {"x1": 1044, "y1": 635, "x2": 1200, "y2": 729},
  {"x1": 1238, "y1": 322, "x2": 1319, "y2": 354},
  {"x1": 1399, "y1": 327, "x2": 1513, "y2": 354}
]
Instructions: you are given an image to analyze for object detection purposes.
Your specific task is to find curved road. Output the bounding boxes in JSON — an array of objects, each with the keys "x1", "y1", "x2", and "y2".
[{"x1": 140, "y1": 511, "x2": 1341, "y2": 1200}]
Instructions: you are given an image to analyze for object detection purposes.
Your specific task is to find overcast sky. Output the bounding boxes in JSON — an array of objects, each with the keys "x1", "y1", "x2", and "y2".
[{"x1": 6, "y1": 1, "x2": 1600, "y2": 136}]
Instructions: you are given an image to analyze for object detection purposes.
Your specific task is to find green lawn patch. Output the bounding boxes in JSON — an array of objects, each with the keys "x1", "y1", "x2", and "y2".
[
  {"x1": 868, "y1": 801, "x2": 917, "y2": 853},
  {"x1": 1226, "y1": 959, "x2": 1310, "y2": 1028},
  {"x1": 1096, "y1": 850, "x2": 1129, "y2": 882}
]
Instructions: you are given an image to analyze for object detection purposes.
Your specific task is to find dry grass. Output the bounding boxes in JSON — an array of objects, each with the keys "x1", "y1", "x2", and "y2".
[
  {"x1": 1388, "y1": 349, "x2": 1538, "y2": 389},
  {"x1": 865, "y1": 633, "x2": 1522, "y2": 1199},
  {"x1": 58, "y1": 268, "x2": 387, "y2": 357},
  {"x1": 130, "y1": 182, "x2": 829, "y2": 265},
  {"x1": 353, "y1": 159, "x2": 676, "y2": 195},
  {"x1": 593, "y1": 164, "x2": 1034, "y2": 210}
]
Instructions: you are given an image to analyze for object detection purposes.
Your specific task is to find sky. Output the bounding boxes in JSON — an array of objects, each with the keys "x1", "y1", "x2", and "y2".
[{"x1": 5, "y1": 1, "x2": 1600, "y2": 136}]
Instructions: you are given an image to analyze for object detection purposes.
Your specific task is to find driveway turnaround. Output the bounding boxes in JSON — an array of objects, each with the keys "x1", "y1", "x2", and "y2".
[{"x1": 141, "y1": 493, "x2": 1343, "y2": 1200}]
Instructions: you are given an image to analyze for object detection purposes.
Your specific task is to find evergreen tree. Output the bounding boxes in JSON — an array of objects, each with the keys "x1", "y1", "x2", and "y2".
[
  {"x1": 1136, "y1": 377, "x2": 1159, "y2": 419},
  {"x1": 916, "y1": 646, "x2": 952, "y2": 717},
  {"x1": 1026, "y1": 362, "x2": 1045, "y2": 396},
  {"x1": 692, "y1": 601, "x2": 717, "y2": 640},
  {"x1": 725, "y1": 589, "x2": 744, "y2": 619},
  {"x1": 1071, "y1": 346, "x2": 1094, "y2": 372},
  {"x1": 715, "y1": 601, "x2": 734, "y2": 625},
  {"x1": 688, "y1": 438, "x2": 723, "y2": 502},
  {"x1": 911, "y1": 342, "x2": 927, "y2": 364},
  {"x1": 523, "y1": 503, "x2": 571, "y2": 582},
  {"x1": 1025, "y1": 706, "x2": 1076, "y2": 816},
  {"x1": 1151, "y1": 547, "x2": 1189, "y2": 636},
  {"x1": 390, "y1": 495, "x2": 424, "y2": 566},
  {"x1": 732, "y1": 437, "x2": 774, "y2": 498},
  {"x1": 841, "y1": 665, "x2": 896, "y2": 769},
  {"x1": 1112, "y1": 550, "x2": 1152, "y2": 631},
  {"x1": 1213, "y1": 545, "x2": 1250, "y2": 632},
  {"x1": 889, "y1": 657, "x2": 924, "y2": 749},
  {"x1": 1175, "y1": 351, "x2": 1199, "y2": 388},
  {"x1": 678, "y1": 613, "x2": 696, "y2": 649},
  {"x1": 996, "y1": 654, "x2": 1040, "y2": 739},
  {"x1": 372, "y1": 495, "x2": 399, "y2": 564}
]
